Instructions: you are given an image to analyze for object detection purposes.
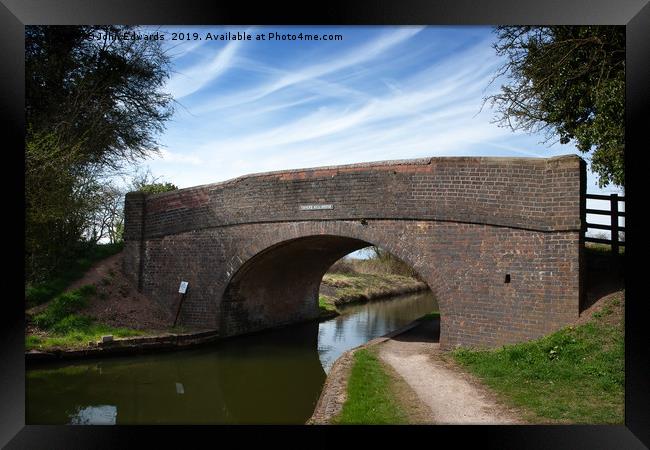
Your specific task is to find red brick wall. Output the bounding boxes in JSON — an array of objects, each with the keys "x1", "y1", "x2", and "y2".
[{"x1": 124, "y1": 155, "x2": 586, "y2": 349}]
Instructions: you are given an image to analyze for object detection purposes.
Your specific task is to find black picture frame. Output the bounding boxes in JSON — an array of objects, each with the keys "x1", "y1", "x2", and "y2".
[{"x1": 2, "y1": 1, "x2": 647, "y2": 448}]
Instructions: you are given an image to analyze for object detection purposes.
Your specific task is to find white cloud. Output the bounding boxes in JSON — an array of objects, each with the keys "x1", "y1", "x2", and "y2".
[
  {"x1": 156, "y1": 149, "x2": 203, "y2": 165},
  {"x1": 166, "y1": 39, "x2": 242, "y2": 99},
  {"x1": 186, "y1": 39, "x2": 500, "y2": 159},
  {"x1": 189, "y1": 27, "x2": 426, "y2": 113}
]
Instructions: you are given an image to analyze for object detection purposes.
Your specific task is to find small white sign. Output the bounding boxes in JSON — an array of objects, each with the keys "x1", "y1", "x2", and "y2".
[
  {"x1": 300, "y1": 204, "x2": 334, "y2": 211},
  {"x1": 178, "y1": 281, "x2": 189, "y2": 294}
]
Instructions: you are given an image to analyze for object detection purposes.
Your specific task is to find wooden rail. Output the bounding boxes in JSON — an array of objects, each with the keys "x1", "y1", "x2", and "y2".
[{"x1": 584, "y1": 193, "x2": 625, "y2": 254}]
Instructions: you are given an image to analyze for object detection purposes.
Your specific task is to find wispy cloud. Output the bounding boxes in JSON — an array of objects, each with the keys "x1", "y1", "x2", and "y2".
[
  {"x1": 261, "y1": 27, "x2": 425, "y2": 95},
  {"x1": 189, "y1": 27, "x2": 425, "y2": 113},
  {"x1": 188, "y1": 39, "x2": 500, "y2": 156},
  {"x1": 166, "y1": 39, "x2": 242, "y2": 99}
]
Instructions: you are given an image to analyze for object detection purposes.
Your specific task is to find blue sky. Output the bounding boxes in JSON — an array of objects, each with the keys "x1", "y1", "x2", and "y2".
[{"x1": 136, "y1": 25, "x2": 623, "y2": 236}]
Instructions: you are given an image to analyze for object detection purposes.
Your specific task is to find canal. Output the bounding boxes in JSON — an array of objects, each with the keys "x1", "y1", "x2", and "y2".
[{"x1": 26, "y1": 291, "x2": 437, "y2": 425}]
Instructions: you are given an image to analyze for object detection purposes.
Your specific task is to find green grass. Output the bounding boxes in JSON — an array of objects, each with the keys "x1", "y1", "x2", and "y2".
[
  {"x1": 319, "y1": 295, "x2": 337, "y2": 313},
  {"x1": 318, "y1": 295, "x2": 340, "y2": 319},
  {"x1": 32, "y1": 285, "x2": 96, "y2": 330},
  {"x1": 322, "y1": 272, "x2": 425, "y2": 304},
  {"x1": 27, "y1": 283, "x2": 145, "y2": 350},
  {"x1": 451, "y1": 292, "x2": 624, "y2": 424},
  {"x1": 26, "y1": 323, "x2": 143, "y2": 350},
  {"x1": 26, "y1": 242, "x2": 123, "y2": 308},
  {"x1": 334, "y1": 348, "x2": 408, "y2": 424}
]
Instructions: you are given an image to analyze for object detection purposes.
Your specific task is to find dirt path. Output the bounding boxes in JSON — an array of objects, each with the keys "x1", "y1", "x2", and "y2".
[{"x1": 376, "y1": 320, "x2": 523, "y2": 424}]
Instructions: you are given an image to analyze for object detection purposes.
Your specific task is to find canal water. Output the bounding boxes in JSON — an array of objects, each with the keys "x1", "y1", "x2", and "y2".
[{"x1": 26, "y1": 291, "x2": 437, "y2": 425}]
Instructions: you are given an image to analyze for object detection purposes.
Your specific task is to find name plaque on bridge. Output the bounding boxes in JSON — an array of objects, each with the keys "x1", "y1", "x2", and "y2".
[{"x1": 299, "y1": 204, "x2": 334, "y2": 211}]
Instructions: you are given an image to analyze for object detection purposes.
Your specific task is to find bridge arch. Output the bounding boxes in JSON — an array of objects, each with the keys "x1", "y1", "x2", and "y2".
[{"x1": 218, "y1": 225, "x2": 442, "y2": 338}]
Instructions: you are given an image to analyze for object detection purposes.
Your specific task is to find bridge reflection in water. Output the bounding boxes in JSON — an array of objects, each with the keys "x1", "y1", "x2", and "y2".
[{"x1": 26, "y1": 291, "x2": 436, "y2": 425}]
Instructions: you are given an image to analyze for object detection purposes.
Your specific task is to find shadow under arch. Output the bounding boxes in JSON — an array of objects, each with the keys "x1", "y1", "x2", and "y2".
[{"x1": 219, "y1": 233, "x2": 438, "y2": 338}]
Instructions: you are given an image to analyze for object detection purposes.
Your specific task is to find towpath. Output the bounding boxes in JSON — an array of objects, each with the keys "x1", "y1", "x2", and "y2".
[{"x1": 376, "y1": 318, "x2": 523, "y2": 424}]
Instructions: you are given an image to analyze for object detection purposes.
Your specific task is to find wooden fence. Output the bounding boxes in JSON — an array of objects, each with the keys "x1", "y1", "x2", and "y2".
[{"x1": 584, "y1": 193, "x2": 625, "y2": 254}]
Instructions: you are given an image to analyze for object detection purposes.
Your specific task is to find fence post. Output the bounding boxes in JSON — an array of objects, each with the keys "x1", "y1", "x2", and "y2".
[{"x1": 610, "y1": 194, "x2": 619, "y2": 255}]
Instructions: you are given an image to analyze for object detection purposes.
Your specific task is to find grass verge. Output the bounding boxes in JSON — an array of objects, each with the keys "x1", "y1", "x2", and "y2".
[
  {"x1": 319, "y1": 295, "x2": 338, "y2": 315},
  {"x1": 27, "y1": 283, "x2": 144, "y2": 351},
  {"x1": 26, "y1": 242, "x2": 124, "y2": 308},
  {"x1": 26, "y1": 325, "x2": 144, "y2": 351},
  {"x1": 451, "y1": 291, "x2": 624, "y2": 424},
  {"x1": 321, "y1": 272, "x2": 426, "y2": 305},
  {"x1": 334, "y1": 348, "x2": 408, "y2": 424},
  {"x1": 32, "y1": 285, "x2": 96, "y2": 331}
]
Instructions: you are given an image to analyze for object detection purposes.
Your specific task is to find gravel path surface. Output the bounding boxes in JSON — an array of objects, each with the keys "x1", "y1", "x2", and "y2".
[{"x1": 377, "y1": 319, "x2": 523, "y2": 424}]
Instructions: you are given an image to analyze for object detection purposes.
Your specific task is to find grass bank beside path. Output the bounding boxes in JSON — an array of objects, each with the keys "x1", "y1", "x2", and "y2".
[
  {"x1": 451, "y1": 291, "x2": 624, "y2": 424},
  {"x1": 334, "y1": 348, "x2": 408, "y2": 424}
]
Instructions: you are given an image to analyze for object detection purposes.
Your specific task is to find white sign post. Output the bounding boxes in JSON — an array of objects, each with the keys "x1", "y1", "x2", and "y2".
[{"x1": 174, "y1": 281, "x2": 189, "y2": 327}]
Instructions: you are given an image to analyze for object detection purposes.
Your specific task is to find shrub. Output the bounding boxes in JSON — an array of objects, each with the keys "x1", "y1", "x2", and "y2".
[
  {"x1": 26, "y1": 284, "x2": 59, "y2": 307},
  {"x1": 32, "y1": 285, "x2": 95, "y2": 331},
  {"x1": 51, "y1": 314, "x2": 93, "y2": 334},
  {"x1": 358, "y1": 251, "x2": 422, "y2": 280}
]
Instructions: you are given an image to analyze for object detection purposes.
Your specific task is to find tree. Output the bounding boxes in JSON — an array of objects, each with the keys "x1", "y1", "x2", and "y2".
[
  {"x1": 25, "y1": 26, "x2": 174, "y2": 281},
  {"x1": 26, "y1": 26, "x2": 174, "y2": 170},
  {"x1": 80, "y1": 169, "x2": 177, "y2": 247},
  {"x1": 129, "y1": 167, "x2": 179, "y2": 194},
  {"x1": 486, "y1": 26, "x2": 625, "y2": 188},
  {"x1": 83, "y1": 181, "x2": 126, "y2": 244},
  {"x1": 367, "y1": 246, "x2": 420, "y2": 279},
  {"x1": 137, "y1": 182, "x2": 179, "y2": 194}
]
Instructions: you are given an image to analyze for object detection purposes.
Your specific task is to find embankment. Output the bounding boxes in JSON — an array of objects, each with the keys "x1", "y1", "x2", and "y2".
[{"x1": 319, "y1": 272, "x2": 428, "y2": 308}]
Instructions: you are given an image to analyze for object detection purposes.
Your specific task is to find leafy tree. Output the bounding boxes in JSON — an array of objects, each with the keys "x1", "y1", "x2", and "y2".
[
  {"x1": 25, "y1": 26, "x2": 174, "y2": 281},
  {"x1": 486, "y1": 26, "x2": 625, "y2": 187},
  {"x1": 129, "y1": 167, "x2": 178, "y2": 194},
  {"x1": 137, "y1": 182, "x2": 179, "y2": 194},
  {"x1": 26, "y1": 26, "x2": 173, "y2": 170}
]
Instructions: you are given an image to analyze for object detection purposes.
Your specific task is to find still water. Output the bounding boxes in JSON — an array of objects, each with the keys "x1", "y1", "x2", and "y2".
[{"x1": 26, "y1": 291, "x2": 437, "y2": 425}]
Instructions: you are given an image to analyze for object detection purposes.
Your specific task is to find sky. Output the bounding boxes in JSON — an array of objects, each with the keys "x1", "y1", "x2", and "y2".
[{"x1": 134, "y1": 25, "x2": 623, "y2": 240}]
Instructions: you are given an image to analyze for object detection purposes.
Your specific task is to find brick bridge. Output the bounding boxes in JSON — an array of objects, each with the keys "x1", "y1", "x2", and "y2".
[{"x1": 123, "y1": 155, "x2": 586, "y2": 349}]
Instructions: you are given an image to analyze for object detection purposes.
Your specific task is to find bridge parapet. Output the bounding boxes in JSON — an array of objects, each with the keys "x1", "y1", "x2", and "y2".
[{"x1": 128, "y1": 155, "x2": 584, "y2": 240}]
